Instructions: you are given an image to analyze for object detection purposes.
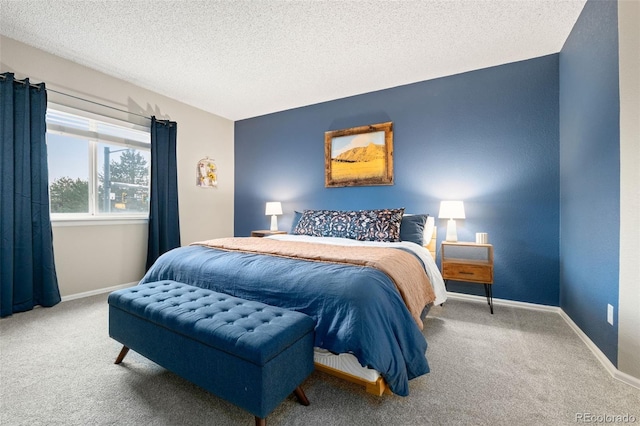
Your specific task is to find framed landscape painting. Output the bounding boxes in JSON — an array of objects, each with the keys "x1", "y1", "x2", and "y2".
[{"x1": 324, "y1": 121, "x2": 394, "y2": 187}]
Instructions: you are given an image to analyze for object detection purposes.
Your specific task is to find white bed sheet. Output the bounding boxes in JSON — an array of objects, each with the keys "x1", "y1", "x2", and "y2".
[{"x1": 314, "y1": 348, "x2": 380, "y2": 382}]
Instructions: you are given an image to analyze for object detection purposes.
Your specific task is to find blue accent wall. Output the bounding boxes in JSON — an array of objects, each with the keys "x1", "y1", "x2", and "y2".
[
  {"x1": 559, "y1": 0, "x2": 619, "y2": 364},
  {"x1": 235, "y1": 55, "x2": 561, "y2": 306}
]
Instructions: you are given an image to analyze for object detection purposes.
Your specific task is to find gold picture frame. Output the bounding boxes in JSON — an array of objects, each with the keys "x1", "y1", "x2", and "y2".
[{"x1": 324, "y1": 121, "x2": 394, "y2": 187}]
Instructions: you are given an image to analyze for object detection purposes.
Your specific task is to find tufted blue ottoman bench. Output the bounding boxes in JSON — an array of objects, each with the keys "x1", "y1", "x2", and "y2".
[{"x1": 108, "y1": 280, "x2": 315, "y2": 426}]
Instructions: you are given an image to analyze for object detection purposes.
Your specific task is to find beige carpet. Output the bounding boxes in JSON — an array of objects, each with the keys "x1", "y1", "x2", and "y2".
[{"x1": 1, "y1": 293, "x2": 638, "y2": 425}]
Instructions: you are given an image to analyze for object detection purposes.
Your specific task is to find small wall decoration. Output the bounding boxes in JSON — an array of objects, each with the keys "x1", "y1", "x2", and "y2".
[
  {"x1": 325, "y1": 121, "x2": 393, "y2": 187},
  {"x1": 197, "y1": 157, "x2": 217, "y2": 188}
]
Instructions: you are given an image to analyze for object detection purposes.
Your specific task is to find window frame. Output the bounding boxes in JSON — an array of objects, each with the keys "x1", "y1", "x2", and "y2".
[{"x1": 46, "y1": 104, "x2": 151, "y2": 225}]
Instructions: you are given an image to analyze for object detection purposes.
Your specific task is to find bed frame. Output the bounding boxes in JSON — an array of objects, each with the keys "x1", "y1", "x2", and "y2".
[
  {"x1": 425, "y1": 225, "x2": 437, "y2": 261},
  {"x1": 314, "y1": 363, "x2": 392, "y2": 396},
  {"x1": 314, "y1": 226, "x2": 438, "y2": 396}
]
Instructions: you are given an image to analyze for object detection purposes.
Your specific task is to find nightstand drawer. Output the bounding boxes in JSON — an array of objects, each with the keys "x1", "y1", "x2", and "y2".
[
  {"x1": 442, "y1": 263, "x2": 492, "y2": 283},
  {"x1": 441, "y1": 241, "x2": 495, "y2": 313}
]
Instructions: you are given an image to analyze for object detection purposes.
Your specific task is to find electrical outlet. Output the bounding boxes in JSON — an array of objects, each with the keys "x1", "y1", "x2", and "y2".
[{"x1": 607, "y1": 304, "x2": 614, "y2": 325}]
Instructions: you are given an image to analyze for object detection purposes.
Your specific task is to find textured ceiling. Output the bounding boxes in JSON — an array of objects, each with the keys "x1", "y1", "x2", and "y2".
[{"x1": 0, "y1": 0, "x2": 586, "y2": 121}]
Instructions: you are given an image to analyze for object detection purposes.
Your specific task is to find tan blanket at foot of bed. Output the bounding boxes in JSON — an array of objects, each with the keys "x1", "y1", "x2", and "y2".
[{"x1": 191, "y1": 237, "x2": 435, "y2": 329}]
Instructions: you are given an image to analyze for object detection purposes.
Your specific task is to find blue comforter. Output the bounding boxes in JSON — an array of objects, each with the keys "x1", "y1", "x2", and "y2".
[{"x1": 140, "y1": 245, "x2": 429, "y2": 395}]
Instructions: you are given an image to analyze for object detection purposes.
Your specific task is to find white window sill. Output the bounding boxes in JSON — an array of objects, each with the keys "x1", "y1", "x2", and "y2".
[{"x1": 51, "y1": 215, "x2": 148, "y2": 227}]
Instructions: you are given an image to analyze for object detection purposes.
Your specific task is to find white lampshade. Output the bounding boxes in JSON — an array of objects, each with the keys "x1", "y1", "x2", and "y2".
[
  {"x1": 265, "y1": 201, "x2": 283, "y2": 231},
  {"x1": 438, "y1": 201, "x2": 465, "y2": 220},
  {"x1": 265, "y1": 202, "x2": 283, "y2": 216},
  {"x1": 438, "y1": 201, "x2": 465, "y2": 242}
]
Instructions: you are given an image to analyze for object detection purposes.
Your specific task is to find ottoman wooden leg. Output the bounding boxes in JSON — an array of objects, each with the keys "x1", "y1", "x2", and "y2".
[
  {"x1": 293, "y1": 386, "x2": 310, "y2": 406},
  {"x1": 255, "y1": 416, "x2": 266, "y2": 426},
  {"x1": 114, "y1": 346, "x2": 130, "y2": 364}
]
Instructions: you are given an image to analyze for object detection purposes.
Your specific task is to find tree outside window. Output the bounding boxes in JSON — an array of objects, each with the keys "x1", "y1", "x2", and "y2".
[{"x1": 46, "y1": 108, "x2": 150, "y2": 217}]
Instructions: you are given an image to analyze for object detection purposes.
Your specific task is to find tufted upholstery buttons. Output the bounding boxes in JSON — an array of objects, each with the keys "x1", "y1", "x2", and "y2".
[
  {"x1": 108, "y1": 280, "x2": 316, "y2": 365},
  {"x1": 108, "y1": 279, "x2": 317, "y2": 425}
]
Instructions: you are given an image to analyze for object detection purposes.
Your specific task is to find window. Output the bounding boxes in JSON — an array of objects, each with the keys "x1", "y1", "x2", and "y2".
[{"x1": 46, "y1": 106, "x2": 151, "y2": 220}]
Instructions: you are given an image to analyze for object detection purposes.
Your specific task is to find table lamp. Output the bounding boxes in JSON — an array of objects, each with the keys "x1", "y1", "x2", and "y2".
[
  {"x1": 265, "y1": 202, "x2": 283, "y2": 231},
  {"x1": 438, "y1": 201, "x2": 465, "y2": 242}
]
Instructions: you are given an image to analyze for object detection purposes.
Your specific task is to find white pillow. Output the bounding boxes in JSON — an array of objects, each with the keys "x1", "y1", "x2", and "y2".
[{"x1": 423, "y1": 216, "x2": 435, "y2": 245}]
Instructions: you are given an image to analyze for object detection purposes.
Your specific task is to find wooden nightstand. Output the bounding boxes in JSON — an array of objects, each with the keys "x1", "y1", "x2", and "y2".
[
  {"x1": 250, "y1": 230, "x2": 287, "y2": 237},
  {"x1": 441, "y1": 241, "x2": 495, "y2": 314}
]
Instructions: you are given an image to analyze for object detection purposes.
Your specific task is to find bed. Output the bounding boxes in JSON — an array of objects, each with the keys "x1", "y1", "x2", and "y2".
[{"x1": 140, "y1": 209, "x2": 446, "y2": 396}]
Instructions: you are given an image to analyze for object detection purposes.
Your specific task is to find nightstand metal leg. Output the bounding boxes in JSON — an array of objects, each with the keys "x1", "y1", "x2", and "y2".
[{"x1": 484, "y1": 284, "x2": 494, "y2": 314}]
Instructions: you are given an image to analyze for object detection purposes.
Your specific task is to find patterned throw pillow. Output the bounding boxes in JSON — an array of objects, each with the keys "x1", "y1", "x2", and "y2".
[{"x1": 293, "y1": 208, "x2": 405, "y2": 242}]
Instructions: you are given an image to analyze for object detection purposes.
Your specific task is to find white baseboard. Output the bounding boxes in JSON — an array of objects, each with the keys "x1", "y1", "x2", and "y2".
[
  {"x1": 446, "y1": 291, "x2": 640, "y2": 390},
  {"x1": 59, "y1": 285, "x2": 640, "y2": 390},
  {"x1": 445, "y1": 291, "x2": 561, "y2": 313},
  {"x1": 559, "y1": 310, "x2": 640, "y2": 390},
  {"x1": 60, "y1": 281, "x2": 137, "y2": 302}
]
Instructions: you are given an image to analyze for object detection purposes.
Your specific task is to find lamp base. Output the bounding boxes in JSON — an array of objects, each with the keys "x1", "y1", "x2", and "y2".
[
  {"x1": 445, "y1": 219, "x2": 458, "y2": 242},
  {"x1": 270, "y1": 215, "x2": 279, "y2": 231}
]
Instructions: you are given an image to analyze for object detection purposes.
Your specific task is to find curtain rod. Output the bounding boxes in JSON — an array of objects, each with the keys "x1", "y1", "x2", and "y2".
[
  {"x1": 1, "y1": 73, "x2": 152, "y2": 121},
  {"x1": 0, "y1": 73, "x2": 44, "y2": 89},
  {"x1": 46, "y1": 88, "x2": 152, "y2": 121}
]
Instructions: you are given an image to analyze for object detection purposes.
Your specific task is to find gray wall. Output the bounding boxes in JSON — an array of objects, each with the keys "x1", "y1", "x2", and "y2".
[
  {"x1": 617, "y1": 0, "x2": 640, "y2": 381},
  {"x1": 1, "y1": 36, "x2": 235, "y2": 298}
]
